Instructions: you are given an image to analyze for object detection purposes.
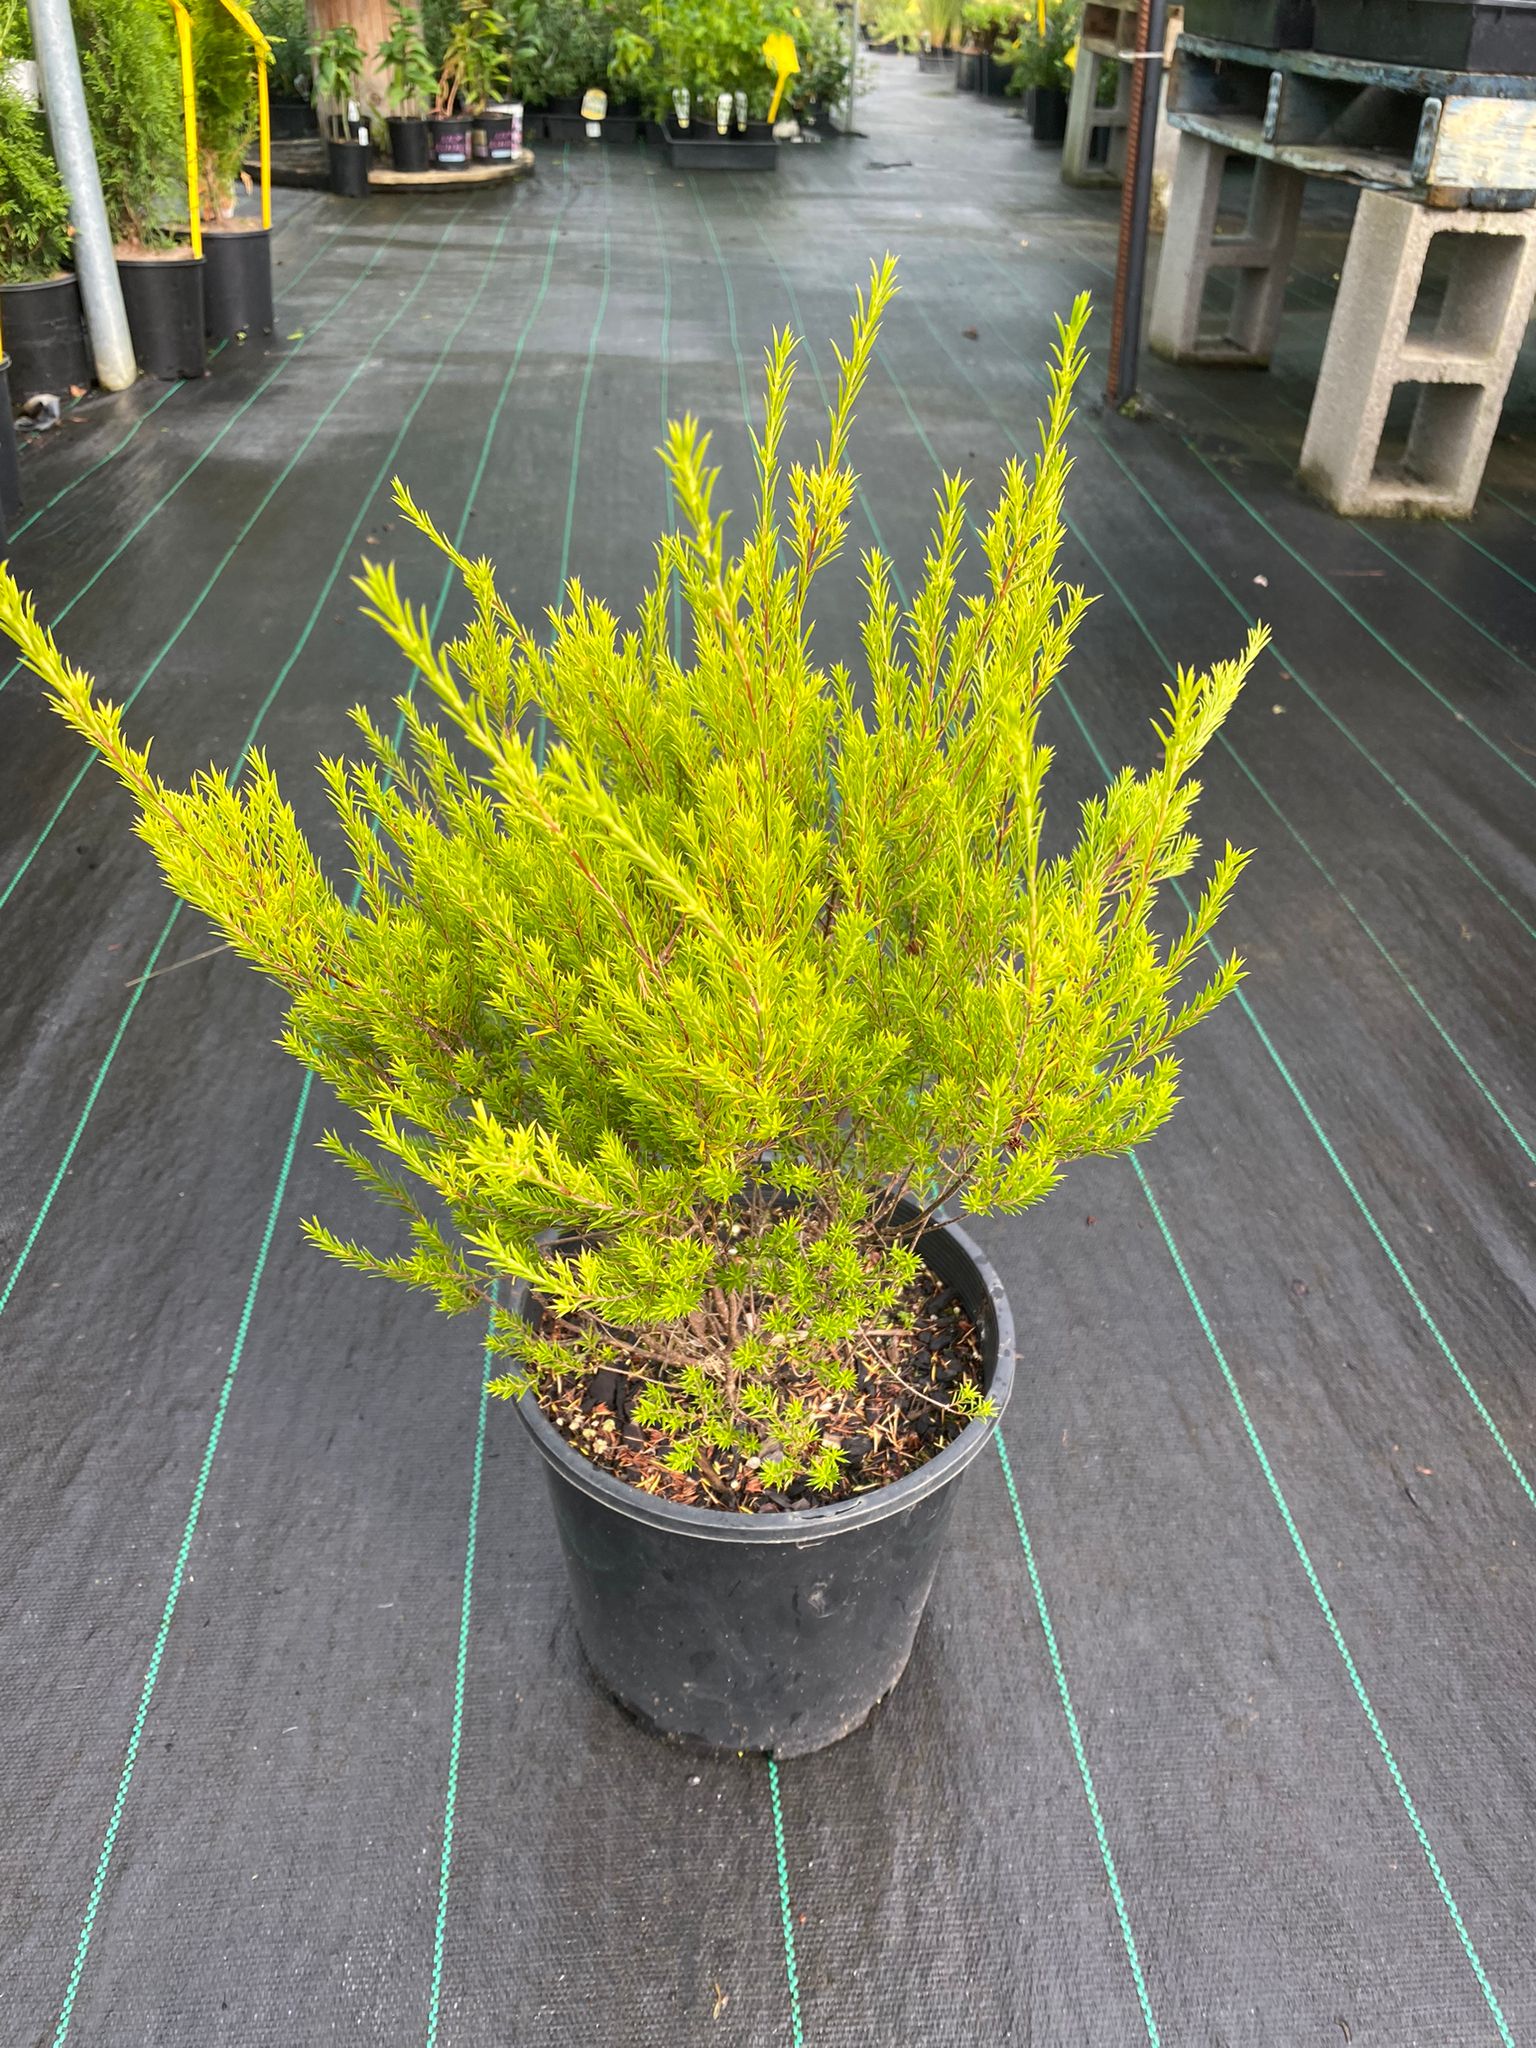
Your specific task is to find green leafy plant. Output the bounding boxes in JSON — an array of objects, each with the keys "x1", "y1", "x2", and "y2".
[
  {"x1": 919, "y1": 0, "x2": 962, "y2": 47},
  {"x1": 861, "y1": 0, "x2": 922, "y2": 50},
  {"x1": 784, "y1": 0, "x2": 850, "y2": 119},
  {"x1": 310, "y1": 23, "x2": 364, "y2": 139},
  {"x1": 376, "y1": 0, "x2": 437, "y2": 114},
  {"x1": 436, "y1": 0, "x2": 509, "y2": 114},
  {"x1": 1005, "y1": 0, "x2": 1080, "y2": 92},
  {"x1": 192, "y1": 0, "x2": 260, "y2": 219},
  {"x1": 0, "y1": 263, "x2": 1260, "y2": 1499},
  {"x1": 74, "y1": 0, "x2": 185, "y2": 247},
  {"x1": 633, "y1": 0, "x2": 780, "y2": 121},
  {"x1": 249, "y1": 0, "x2": 309, "y2": 99},
  {"x1": 960, "y1": 0, "x2": 1021, "y2": 49},
  {"x1": 522, "y1": 0, "x2": 608, "y2": 105},
  {"x1": 0, "y1": 50, "x2": 73, "y2": 282}
]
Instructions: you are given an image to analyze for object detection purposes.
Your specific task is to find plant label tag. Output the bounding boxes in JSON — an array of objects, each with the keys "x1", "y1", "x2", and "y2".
[
  {"x1": 581, "y1": 87, "x2": 607, "y2": 122},
  {"x1": 716, "y1": 91, "x2": 732, "y2": 135}
]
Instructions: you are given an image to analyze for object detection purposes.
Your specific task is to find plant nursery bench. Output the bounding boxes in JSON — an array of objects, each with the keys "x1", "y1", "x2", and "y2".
[{"x1": 1147, "y1": 32, "x2": 1536, "y2": 514}]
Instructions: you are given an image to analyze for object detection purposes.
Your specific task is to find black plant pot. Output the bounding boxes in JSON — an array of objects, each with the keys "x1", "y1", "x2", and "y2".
[
  {"x1": 916, "y1": 46, "x2": 955, "y2": 72},
  {"x1": 472, "y1": 102, "x2": 523, "y2": 160},
  {"x1": 116, "y1": 252, "x2": 207, "y2": 380},
  {"x1": 328, "y1": 135, "x2": 372, "y2": 197},
  {"x1": 429, "y1": 113, "x2": 473, "y2": 167},
  {"x1": 515, "y1": 1215, "x2": 1016, "y2": 1757},
  {"x1": 202, "y1": 225, "x2": 274, "y2": 338},
  {"x1": 387, "y1": 114, "x2": 432, "y2": 172},
  {"x1": 0, "y1": 355, "x2": 23, "y2": 535},
  {"x1": 662, "y1": 116, "x2": 778, "y2": 171},
  {"x1": 1031, "y1": 84, "x2": 1069, "y2": 143},
  {"x1": 981, "y1": 51, "x2": 1015, "y2": 98},
  {"x1": 0, "y1": 273, "x2": 91, "y2": 404},
  {"x1": 270, "y1": 96, "x2": 317, "y2": 140},
  {"x1": 956, "y1": 47, "x2": 983, "y2": 90}
]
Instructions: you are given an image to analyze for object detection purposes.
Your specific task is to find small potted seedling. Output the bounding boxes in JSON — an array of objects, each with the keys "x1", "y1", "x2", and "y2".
[
  {"x1": 0, "y1": 263, "x2": 1261, "y2": 1756},
  {"x1": 311, "y1": 25, "x2": 371, "y2": 198},
  {"x1": 376, "y1": 0, "x2": 437, "y2": 173}
]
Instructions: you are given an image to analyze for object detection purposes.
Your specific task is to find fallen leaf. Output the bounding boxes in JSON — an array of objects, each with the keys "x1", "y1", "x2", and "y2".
[
  {"x1": 1415, "y1": 1466, "x2": 1434, "y2": 1477},
  {"x1": 961, "y1": 326, "x2": 979, "y2": 340},
  {"x1": 287, "y1": 329, "x2": 305, "y2": 340},
  {"x1": 1253, "y1": 573, "x2": 1268, "y2": 586},
  {"x1": 1271, "y1": 703, "x2": 1286, "y2": 714},
  {"x1": 70, "y1": 383, "x2": 88, "y2": 398}
]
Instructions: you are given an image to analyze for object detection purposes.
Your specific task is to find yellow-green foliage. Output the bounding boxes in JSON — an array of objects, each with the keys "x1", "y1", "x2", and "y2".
[{"x1": 0, "y1": 262, "x2": 1261, "y2": 1490}]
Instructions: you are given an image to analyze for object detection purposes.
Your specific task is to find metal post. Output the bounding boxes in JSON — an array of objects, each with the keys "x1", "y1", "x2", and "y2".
[
  {"x1": 846, "y1": 0, "x2": 859, "y2": 136},
  {"x1": 25, "y1": 0, "x2": 137, "y2": 391},
  {"x1": 1104, "y1": 0, "x2": 1168, "y2": 410}
]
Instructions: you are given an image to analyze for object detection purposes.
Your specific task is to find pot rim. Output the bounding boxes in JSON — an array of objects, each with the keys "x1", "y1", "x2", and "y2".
[
  {"x1": 514, "y1": 1210, "x2": 1015, "y2": 1546},
  {"x1": 0, "y1": 271, "x2": 79, "y2": 293}
]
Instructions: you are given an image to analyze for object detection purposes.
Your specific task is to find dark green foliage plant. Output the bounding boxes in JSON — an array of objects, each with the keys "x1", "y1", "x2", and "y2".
[
  {"x1": 0, "y1": 264, "x2": 1260, "y2": 1498},
  {"x1": 377, "y1": 0, "x2": 437, "y2": 113},
  {"x1": 192, "y1": 0, "x2": 259, "y2": 218},
  {"x1": 0, "y1": 45, "x2": 73, "y2": 282},
  {"x1": 74, "y1": 0, "x2": 185, "y2": 247},
  {"x1": 634, "y1": 0, "x2": 782, "y2": 120},
  {"x1": 250, "y1": 0, "x2": 308, "y2": 99},
  {"x1": 515, "y1": 0, "x2": 612, "y2": 105}
]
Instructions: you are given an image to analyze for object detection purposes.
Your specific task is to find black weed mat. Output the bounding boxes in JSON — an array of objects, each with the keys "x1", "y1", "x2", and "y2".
[{"x1": 4, "y1": 54, "x2": 1536, "y2": 2048}]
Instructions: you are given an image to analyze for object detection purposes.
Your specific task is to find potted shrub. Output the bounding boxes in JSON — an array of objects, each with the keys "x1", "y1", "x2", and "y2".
[
  {"x1": 193, "y1": 0, "x2": 272, "y2": 339},
  {"x1": 0, "y1": 270, "x2": 1260, "y2": 1756},
  {"x1": 250, "y1": 0, "x2": 315, "y2": 137},
  {"x1": 785, "y1": 0, "x2": 854, "y2": 129},
  {"x1": 376, "y1": 0, "x2": 437, "y2": 171},
  {"x1": 1007, "y1": 0, "x2": 1080, "y2": 143},
  {"x1": 915, "y1": 0, "x2": 960, "y2": 69},
  {"x1": 0, "y1": 25, "x2": 89, "y2": 405},
  {"x1": 520, "y1": 0, "x2": 616, "y2": 139},
  {"x1": 435, "y1": 0, "x2": 516, "y2": 162},
  {"x1": 78, "y1": 0, "x2": 207, "y2": 379},
  {"x1": 311, "y1": 25, "x2": 372, "y2": 195}
]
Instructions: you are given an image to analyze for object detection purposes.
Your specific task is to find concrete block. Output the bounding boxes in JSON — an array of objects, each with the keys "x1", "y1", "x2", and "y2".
[
  {"x1": 1299, "y1": 189, "x2": 1536, "y2": 517},
  {"x1": 1148, "y1": 134, "x2": 1304, "y2": 364}
]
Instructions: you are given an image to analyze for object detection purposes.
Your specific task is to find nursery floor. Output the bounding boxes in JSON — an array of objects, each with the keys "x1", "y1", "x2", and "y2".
[{"x1": 5, "y1": 51, "x2": 1536, "y2": 2048}]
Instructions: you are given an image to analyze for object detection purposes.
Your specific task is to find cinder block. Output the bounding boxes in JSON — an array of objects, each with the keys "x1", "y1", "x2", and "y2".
[
  {"x1": 1299, "y1": 190, "x2": 1536, "y2": 517},
  {"x1": 1148, "y1": 134, "x2": 1304, "y2": 364},
  {"x1": 1062, "y1": 46, "x2": 1130, "y2": 188}
]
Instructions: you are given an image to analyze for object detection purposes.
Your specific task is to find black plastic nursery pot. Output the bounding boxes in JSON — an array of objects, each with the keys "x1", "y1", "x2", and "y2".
[
  {"x1": 387, "y1": 114, "x2": 432, "y2": 172},
  {"x1": 1313, "y1": 0, "x2": 1536, "y2": 67},
  {"x1": 328, "y1": 135, "x2": 372, "y2": 198},
  {"x1": 1183, "y1": 0, "x2": 1314, "y2": 41},
  {"x1": 1031, "y1": 83, "x2": 1069, "y2": 142},
  {"x1": 0, "y1": 273, "x2": 91, "y2": 403},
  {"x1": 116, "y1": 250, "x2": 207, "y2": 380},
  {"x1": 956, "y1": 47, "x2": 983, "y2": 89},
  {"x1": 981, "y1": 51, "x2": 1016, "y2": 97},
  {"x1": 515, "y1": 1216, "x2": 1016, "y2": 1757},
  {"x1": 916, "y1": 45, "x2": 955, "y2": 71},
  {"x1": 543, "y1": 96, "x2": 641, "y2": 143},
  {"x1": 270, "y1": 95, "x2": 316, "y2": 140},
  {"x1": 429, "y1": 113, "x2": 473, "y2": 167},
  {"x1": 662, "y1": 117, "x2": 778, "y2": 171},
  {"x1": 0, "y1": 356, "x2": 22, "y2": 534},
  {"x1": 471, "y1": 102, "x2": 523, "y2": 160},
  {"x1": 202, "y1": 224, "x2": 273, "y2": 339}
]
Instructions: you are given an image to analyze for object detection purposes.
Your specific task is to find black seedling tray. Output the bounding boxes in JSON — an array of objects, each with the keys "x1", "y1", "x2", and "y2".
[
  {"x1": 1313, "y1": 0, "x2": 1536, "y2": 70},
  {"x1": 1182, "y1": 0, "x2": 1314, "y2": 45},
  {"x1": 662, "y1": 118, "x2": 777, "y2": 169}
]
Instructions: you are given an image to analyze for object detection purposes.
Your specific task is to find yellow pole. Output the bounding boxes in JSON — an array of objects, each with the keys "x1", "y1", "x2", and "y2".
[
  {"x1": 217, "y1": 0, "x2": 274, "y2": 231},
  {"x1": 170, "y1": 0, "x2": 202, "y2": 258}
]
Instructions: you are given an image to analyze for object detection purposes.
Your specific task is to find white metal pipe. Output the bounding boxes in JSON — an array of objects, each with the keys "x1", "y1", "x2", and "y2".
[{"x1": 25, "y1": 0, "x2": 137, "y2": 390}]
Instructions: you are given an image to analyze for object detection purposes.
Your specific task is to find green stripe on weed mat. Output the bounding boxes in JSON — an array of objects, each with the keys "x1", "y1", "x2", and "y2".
[
  {"x1": 41, "y1": 194, "x2": 553, "y2": 2044},
  {"x1": 10, "y1": 219, "x2": 349, "y2": 543},
  {"x1": 1131, "y1": 1155, "x2": 1515, "y2": 2047},
  {"x1": 1, "y1": 206, "x2": 423, "y2": 698}
]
